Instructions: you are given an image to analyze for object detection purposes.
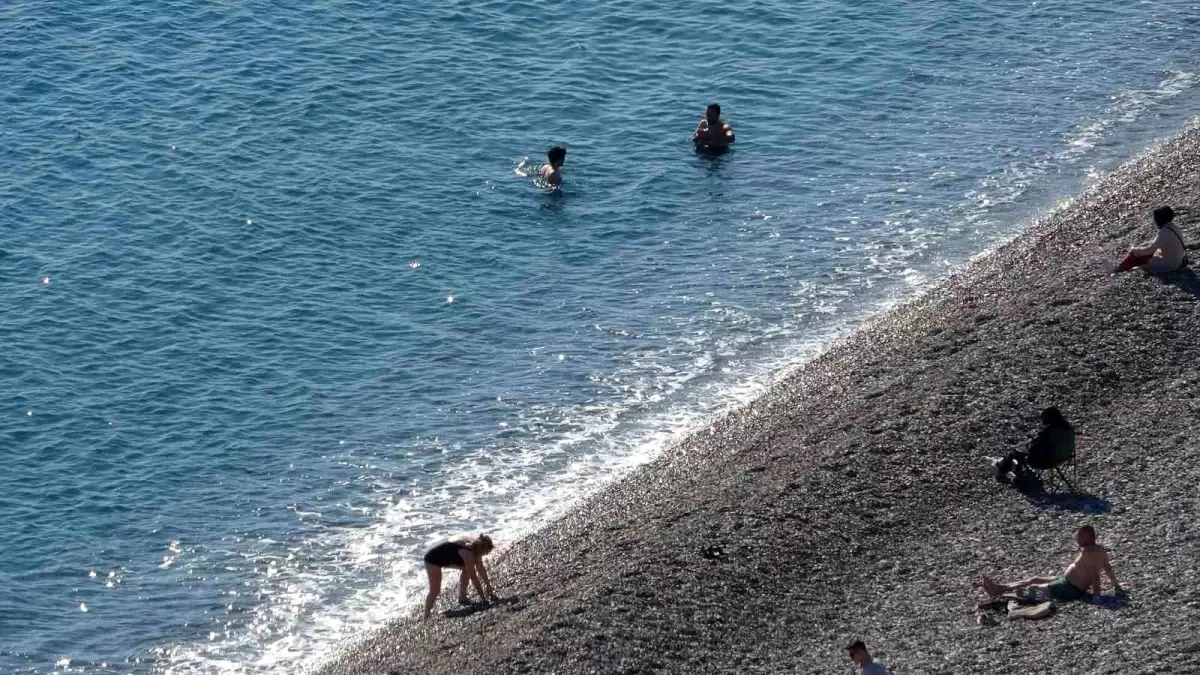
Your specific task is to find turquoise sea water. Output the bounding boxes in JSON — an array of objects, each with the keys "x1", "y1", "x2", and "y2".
[{"x1": 2, "y1": 1, "x2": 1199, "y2": 672}]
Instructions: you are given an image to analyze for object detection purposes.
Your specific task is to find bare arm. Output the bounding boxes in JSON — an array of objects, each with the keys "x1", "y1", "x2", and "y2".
[
  {"x1": 458, "y1": 550, "x2": 487, "y2": 601},
  {"x1": 475, "y1": 557, "x2": 497, "y2": 600},
  {"x1": 1131, "y1": 231, "x2": 1166, "y2": 257},
  {"x1": 1102, "y1": 553, "x2": 1122, "y2": 592}
]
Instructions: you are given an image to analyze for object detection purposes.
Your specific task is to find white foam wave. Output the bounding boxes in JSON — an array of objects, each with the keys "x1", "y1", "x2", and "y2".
[
  {"x1": 153, "y1": 308, "x2": 882, "y2": 675},
  {"x1": 1061, "y1": 69, "x2": 1199, "y2": 160},
  {"x1": 150, "y1": 69, "x2": 1200, "y2": 675}
]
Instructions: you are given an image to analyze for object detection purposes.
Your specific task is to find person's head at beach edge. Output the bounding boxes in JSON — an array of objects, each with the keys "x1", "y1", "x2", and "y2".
[
  {"x1": 1154, "y1": 205, "x2": 1176, "y2": 227},
  {"x1": 474, "y1": 533, "x2": 495, "y2": 556},
  {"x1": 1040, "y1": 405, "x2": 1068, "y2": 428},
  {"x1": 846, "y1": 640, "x2": 871, "y2": 667},
  {"x1": 1076, "y1": 525, "x2": 1097, "y2": 548},
  {"x1": 846, "y1": 640, "x2": 889, "y2": 674}
]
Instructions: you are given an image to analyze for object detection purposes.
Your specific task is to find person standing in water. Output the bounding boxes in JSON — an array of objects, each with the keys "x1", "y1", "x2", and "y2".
[
  {"x1": 539, "y1": 146, "x2": 567, "y2": 187},
  {"x1": 1114, "y1": 206, "x2": 1187, "y2": 274},
  {"x1": 423, "y1": 533, "x2": 497, "y2": 618},
  {"x1": 693, "y1": 103, "x2": 735, "y2": 153}
]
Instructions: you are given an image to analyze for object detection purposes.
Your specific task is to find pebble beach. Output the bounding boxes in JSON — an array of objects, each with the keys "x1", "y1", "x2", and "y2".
[{"x1": 315, "y1": 124, "x2": 1200, "y2": 674}]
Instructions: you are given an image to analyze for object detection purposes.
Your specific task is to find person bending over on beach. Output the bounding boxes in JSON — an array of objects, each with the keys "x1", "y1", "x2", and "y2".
[
  {"x1": 846, "y1": 640, "x2": 889, "y2": 674},
  {"x1": 1114, "y1": 206, "x2": 1186, "y2": 274},
  {"x1": 423, "y1": 533, "x2": 497, "y2": 618},
  {"x1": 981, "y1": 525, "x2": 1122, "y2": 603},
  {"x1": 993, "y1": 406, "x2": 1074, "y2": 484},
  {"x1": 539, "y1": 146, "x2": 566, "y2": 187},
  {"x1": 693, "y1": 103, "x2": 735, "y2": 153}
]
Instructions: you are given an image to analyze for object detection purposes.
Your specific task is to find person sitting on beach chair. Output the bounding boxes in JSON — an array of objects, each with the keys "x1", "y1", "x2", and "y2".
[
  {"x1": 1114, "y1": 205, "x2": 1187, "y2": 274},
  {"x1": 993, "y1": 406, "x2": 1074, "y2": 485},
  {"x1": 423, "y1": 533, "x2": 498, "y2": 617},
  {"x1": 981, "y1": 525, "x2": 1122, "y2": 604}
]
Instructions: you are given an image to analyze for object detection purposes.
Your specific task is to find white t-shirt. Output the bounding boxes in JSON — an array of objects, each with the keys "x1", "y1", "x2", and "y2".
[{"x1": 1133, "y1": 225, "x2": 1186, "y2": 273}]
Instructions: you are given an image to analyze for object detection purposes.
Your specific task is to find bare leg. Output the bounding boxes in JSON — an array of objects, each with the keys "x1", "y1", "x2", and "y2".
[
  {"x1": 458, "y1": 566, "x2": 473, "y2": 604},
  {"x1": 1115, "y1": 251, "x2": 1153, "y2": 273},
  {"x1": 995, "y1": 451, "x2": 1028, "y2": 480},
  {"x1": 424, "y1": 564, "x2": 442, "y2": 618},
  {"x1": 983, "y1": 575, "x2": 1056, "y2": 598}
]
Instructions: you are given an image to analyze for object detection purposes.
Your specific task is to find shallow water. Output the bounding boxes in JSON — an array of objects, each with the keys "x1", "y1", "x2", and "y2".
[{"x1": 2, "y1": 1, "x2": 1199, "y2": 672}]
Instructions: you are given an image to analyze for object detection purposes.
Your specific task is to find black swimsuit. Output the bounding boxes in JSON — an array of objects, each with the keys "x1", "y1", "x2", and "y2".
[{"x1": 423, "y1": 540, "x2": 468, "y2": 568}]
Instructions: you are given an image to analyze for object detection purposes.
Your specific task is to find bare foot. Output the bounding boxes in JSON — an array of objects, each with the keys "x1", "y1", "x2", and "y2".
[{"x1": 981, "y1": 577, "x2": 1005, "y2": 598}]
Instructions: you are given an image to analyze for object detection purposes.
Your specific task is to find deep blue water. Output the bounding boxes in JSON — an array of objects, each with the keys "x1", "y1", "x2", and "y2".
[{"x1": 2, "y1": 1, "x2": 1199, "y2": 672}]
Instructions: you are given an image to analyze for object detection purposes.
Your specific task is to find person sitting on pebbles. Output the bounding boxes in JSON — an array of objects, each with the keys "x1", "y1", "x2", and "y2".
[
  {"x1": 423, "y1": 533, "x2": 498, "y2": 618},
  {"x1": 1114, "y1": 205, "x2": 1187, "y2": 274},
  {"x1": 981, "y1": 525, "x2": 1123, "y2": 604}
]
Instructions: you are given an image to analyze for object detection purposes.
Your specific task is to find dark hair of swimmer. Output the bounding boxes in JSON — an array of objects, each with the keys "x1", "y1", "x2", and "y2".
[
  {"x1": 547, "y1": 146, "x2": 567, "y2": 167},
  {"x1": 1153, "y1": 205, "x2": 1175, "y2": 227},
  {"x1": 706, "y1": 103, "x2": 721, "y2": 122}
]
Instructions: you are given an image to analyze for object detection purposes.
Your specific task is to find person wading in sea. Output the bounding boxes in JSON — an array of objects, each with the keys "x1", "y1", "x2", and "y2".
[
  {"x1": 692, "y1": 102, "x2": 735, "y2": 153},
  {"x1": 423, "y1": 533, "x2": 498, "y2": 618},
  {"x1": 539, "y1": 146, "x2": 567, "y2": 187}
]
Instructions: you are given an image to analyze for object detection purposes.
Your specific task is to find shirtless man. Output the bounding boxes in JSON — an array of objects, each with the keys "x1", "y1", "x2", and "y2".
[
  {"x1": 693, "y1": 103, "x2": 735, "y2": 152},
  {"x1": 539, "y1": 146, "x2": 566, "y2": 187},
  {"x1": 981, "y1": 526, "x2": 1122, "y2": 603}
]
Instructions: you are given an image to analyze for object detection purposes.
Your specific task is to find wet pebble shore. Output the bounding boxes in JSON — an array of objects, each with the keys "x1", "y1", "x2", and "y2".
[{"x1": 315, "y1": 126, "x2": 1200, "y2": 674}]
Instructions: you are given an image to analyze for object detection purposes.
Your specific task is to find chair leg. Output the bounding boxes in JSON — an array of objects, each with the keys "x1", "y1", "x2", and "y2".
[{"x1": 1054, "y1": 467, "x2": 1077, "y2": 494}]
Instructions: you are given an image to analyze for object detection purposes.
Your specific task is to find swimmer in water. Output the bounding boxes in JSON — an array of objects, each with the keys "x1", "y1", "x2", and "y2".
[
  {"x1": 693, "y1": 103, "x2": 735, "y2": 152},
  {"x1": 423, "y1": 533, "x2": 497, "y2": 618},
  {"x1": 539, "y1": 146, "x2": 566, "y2": 187}
]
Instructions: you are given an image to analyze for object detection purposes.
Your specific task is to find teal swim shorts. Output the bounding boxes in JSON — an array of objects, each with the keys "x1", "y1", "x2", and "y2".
[{"x1": 1047, "y1": 576, "x2": 1088, "y2": 601}]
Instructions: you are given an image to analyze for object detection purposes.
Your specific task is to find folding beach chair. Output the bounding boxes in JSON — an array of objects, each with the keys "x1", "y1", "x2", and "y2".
[{"x1": 1026, "y1": 427, "x2": 1077, "y2": 494}]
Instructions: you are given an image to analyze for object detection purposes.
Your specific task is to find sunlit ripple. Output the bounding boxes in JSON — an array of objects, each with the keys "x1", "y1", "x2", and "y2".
[{"x1": 1, "y1": 1, "x2": 1198, "y2": 673}]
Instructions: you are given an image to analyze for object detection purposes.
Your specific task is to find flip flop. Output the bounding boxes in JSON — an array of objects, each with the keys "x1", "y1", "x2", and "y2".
[
  {"x1": 975, "y1": 598, "x2": 1008, "y2": 612},
  {"x1": 1007, "y1": 601, "x2": 1054, "y2": 620}
]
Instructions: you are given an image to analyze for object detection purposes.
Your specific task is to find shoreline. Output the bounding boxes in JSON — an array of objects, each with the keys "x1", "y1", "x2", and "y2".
[{"x1": 314, "y1": 123, "x2": 1200, "y2": 674}]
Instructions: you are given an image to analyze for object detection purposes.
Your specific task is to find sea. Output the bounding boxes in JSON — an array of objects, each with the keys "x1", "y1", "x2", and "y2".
[{"x1": 2, "y1": 1, "x2": 1199, "y2": 672}]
